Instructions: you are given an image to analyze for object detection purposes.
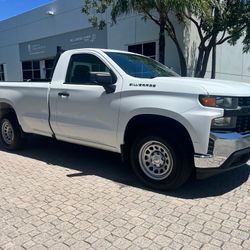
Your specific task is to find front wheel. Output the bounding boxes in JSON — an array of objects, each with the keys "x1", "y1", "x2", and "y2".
[
  {"x1": 130, "y1": 133, "x2": 193, "y2": 190},
  {"x1": 0, "y1": 114, "x2": 22, "y2": 150}
]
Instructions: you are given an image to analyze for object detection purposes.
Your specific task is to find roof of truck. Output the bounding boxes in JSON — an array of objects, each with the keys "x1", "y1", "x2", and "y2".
[{"x1": 65, "y1": 48, "x2": 136, "y2": 55}]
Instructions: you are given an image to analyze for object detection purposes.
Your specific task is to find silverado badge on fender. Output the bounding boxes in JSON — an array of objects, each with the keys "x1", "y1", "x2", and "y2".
[{"x1": 129, "y1": 83, "x2": 156, "y2": 87}]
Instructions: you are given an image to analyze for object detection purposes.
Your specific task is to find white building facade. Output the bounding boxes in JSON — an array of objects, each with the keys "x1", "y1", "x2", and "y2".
[{"x1": 0, "y1": 0, "x2": 249, "y2": 83}]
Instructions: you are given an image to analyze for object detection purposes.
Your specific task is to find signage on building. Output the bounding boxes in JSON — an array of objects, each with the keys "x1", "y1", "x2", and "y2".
[{"x1": 19, "y1": 27, "x2": 107, "y2": 61}]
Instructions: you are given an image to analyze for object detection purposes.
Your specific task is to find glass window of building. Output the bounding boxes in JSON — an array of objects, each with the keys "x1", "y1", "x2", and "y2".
[
  {"x1": 22, "y1": 58, "x2": 55, "y2": 81},
  {"x1": 22, "y1": 60, "x2": 41, "y2": 81},
  {"x1": 128, "y1": 42, "x2": 156, "y2": 60},
  {"x1": 44, "y1": 59, "x2": 55, "y2": 79},
  {"x1": 0, "y1": 64, "x2": 5, "y2": 81}
]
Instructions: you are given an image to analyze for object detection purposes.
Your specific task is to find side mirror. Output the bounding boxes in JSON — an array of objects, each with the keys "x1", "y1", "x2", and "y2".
[{"x1": 91, "y1": 72, "x2": 116, "y2": 94}]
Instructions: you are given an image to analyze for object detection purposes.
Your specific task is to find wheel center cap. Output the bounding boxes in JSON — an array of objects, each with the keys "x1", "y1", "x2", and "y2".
[{"x1": 151, "y1": 154, "x2": 164, "y2": 167}]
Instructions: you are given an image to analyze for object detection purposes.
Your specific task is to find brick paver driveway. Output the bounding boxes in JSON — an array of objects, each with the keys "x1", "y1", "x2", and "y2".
[{"x1": 0, "y1": 137, "x2": 249, "y2": 250}]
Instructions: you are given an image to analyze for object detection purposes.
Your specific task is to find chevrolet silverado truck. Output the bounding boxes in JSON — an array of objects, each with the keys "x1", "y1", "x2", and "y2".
[{"x1": 0, "y1": 48, "x2": 250, "y2": 190}]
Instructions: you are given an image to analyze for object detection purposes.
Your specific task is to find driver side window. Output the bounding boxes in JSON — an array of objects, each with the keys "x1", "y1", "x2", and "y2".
[{"x1": 65, "y1": 53, "x2": 113, "y2": 85}]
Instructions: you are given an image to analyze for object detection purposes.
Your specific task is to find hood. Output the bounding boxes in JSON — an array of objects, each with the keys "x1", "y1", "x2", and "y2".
[{"x1": 150, "y1": 77, "x2": 250, "y2": 97}]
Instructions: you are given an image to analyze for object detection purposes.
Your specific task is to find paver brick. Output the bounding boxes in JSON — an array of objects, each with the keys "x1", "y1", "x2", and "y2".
[
  {"x1": 113, "y1": 238, "x2": 132, "y2": 249},
  {"x1": 154, "y1": 235, "x2": 172, "y2": 246},
  {"x1": 0, "y1": 141, "x2": 249, "y2": 249}
]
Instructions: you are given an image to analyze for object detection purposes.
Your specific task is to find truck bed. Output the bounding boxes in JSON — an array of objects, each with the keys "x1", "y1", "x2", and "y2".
[{"x1": 0, "y1": 81, "x2": 52, "y2": 136}]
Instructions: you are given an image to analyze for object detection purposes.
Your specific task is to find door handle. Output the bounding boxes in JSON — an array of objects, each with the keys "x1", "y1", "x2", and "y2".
[{"x1": 58, "y1": 92, "x2": 70, "y2": 98}]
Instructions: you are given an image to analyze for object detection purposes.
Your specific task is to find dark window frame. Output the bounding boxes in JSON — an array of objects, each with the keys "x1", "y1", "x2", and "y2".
[
  {"x1": 128, "y1": 42, "x2": 156, "y2": 60},
  {"x1": 0, "y1": 64, "x2": 5, "y2": 81},
  {"x1": 22, "y1": 60, "x2": 41, "y2": 81},
  {"x1": 22, "y1": 58, "x2": 55, "y2": 81},
  {"x1": 44, "y1": 58, "x2": 55, "y2": 80}
]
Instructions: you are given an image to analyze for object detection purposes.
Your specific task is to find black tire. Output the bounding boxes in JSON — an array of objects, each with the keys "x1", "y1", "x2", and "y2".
[
  {"x1": 130, "y1": 132, "x2": 193, "y2": 190},
  {"x1": 0, "y1": 114, "x2": 22, "y2": 150}
]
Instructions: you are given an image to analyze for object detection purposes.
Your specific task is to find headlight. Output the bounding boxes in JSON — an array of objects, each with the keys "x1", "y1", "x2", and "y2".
[
  {"x1": 199, "y1": 96, "x2": 238, "y2": 130},
  {"x1": 211, "y1": 117, "x2": 237, "y2": 129},
  {"x1": 199, "y1": 95, "x2": 238, "y2": 109}
]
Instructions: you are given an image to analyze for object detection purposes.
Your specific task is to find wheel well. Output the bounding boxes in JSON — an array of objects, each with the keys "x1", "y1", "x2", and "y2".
[
  {"x1": 123, "y1": 115, "x2": 194, "y2": 154},
  {"x1": 0, "y1": 103, "x2": 17, "y2": 120}
]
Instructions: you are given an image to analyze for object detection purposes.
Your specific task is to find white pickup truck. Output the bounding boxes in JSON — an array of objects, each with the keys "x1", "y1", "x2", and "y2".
[{"x1": 0, "y1": 48, "x2": 250, "y2": 190}]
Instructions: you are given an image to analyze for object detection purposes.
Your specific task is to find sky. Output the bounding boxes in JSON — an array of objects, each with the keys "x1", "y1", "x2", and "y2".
[{"x1": 0, "y1": 0, "x2": 53, "y2": 21}]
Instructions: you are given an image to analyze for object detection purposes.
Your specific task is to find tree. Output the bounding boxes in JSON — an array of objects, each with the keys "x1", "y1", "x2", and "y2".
[
  {"x1": 82, "y1": 0, "x2": 208, "y2": 76},
  {"x1": 183, "y1": 0, "x2": 250, "y2": 78},
  {"x1": 83, "y1": 0, "x2": 250, "y2": 78}
]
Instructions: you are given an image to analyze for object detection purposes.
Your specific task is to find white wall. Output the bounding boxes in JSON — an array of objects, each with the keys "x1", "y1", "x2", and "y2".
[
  {"x1": 0, "y1": 45, "x2": 22, "y2": 81},
  {"x1": 0, "y1": 0, "x2": 184, "y2": 80},
  {"x1": 108, "y1": 13, "x2": 185, "y2": 74},
  {"x1": 0, "y1": 0, "x2": 91, "y2": 44},
  {"x1": 207, "y1": 38, "x2": 250, "y2": 83},
  {"x1": 186, "y1": 21, "x2": 250, "y2": 83},
  {"x1": 0, "y1": 0, "x2": 249, "y2": 82},
  {"x1": 0, "y1": 0, "x2": 93, "y2": 81}
]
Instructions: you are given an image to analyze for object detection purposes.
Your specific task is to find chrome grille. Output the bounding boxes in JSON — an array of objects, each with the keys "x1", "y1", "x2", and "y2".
[
  {"x1": 236, "y1": 116, "x2": 250, "y2": 132},
  {"x1": 239, "y1": 97, "x2": 250, "y2": 107},
  {"x1": 236, "y1": 97, "x2": 250, "y2": 132}
]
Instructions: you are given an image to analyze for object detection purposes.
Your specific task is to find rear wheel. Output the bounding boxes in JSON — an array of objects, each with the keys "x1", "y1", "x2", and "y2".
[
  {"x1": 0, "y1": 114, "x2": 22, "y2": 150},
  {"x1": 130, "y1": 132, "x2": 193, "y2": 190}
]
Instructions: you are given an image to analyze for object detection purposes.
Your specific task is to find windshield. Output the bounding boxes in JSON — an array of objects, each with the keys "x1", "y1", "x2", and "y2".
[{"x1": 105, "y1": 52, "x2": 179, "y2": 79}]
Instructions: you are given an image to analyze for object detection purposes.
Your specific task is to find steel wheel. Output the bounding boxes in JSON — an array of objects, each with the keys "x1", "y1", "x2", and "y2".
[
  {"x1": 1, "y1": 119, "x2": 15, "y2": 145},
  {"x1": 130, "y1": 132, "x2": 193, "y2": 190},
  {"x1": 138, "y1": 140, "x2": 174, "y2": 180},
  {"x1": 0, "y1": 114, "x2": 23, "y2": 150}
]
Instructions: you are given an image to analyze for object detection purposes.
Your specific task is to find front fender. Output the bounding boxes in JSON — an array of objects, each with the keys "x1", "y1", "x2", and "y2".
[
  {"x1": 117, "y1": 107, "x2": 197, "y2": 145},
  {"x1": 117, "y1": 93, "x2": 223, "y2": 154}
]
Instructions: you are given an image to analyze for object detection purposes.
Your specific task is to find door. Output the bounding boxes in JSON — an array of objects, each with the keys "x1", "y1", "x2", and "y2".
[{"x1": 49, "y1": 53, "x2": 122, "y2": 150}]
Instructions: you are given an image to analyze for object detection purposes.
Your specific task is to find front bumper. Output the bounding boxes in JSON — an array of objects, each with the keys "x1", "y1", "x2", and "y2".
[{"x1": 195, "y1": 132, "x2": 250, "y2": 178}]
